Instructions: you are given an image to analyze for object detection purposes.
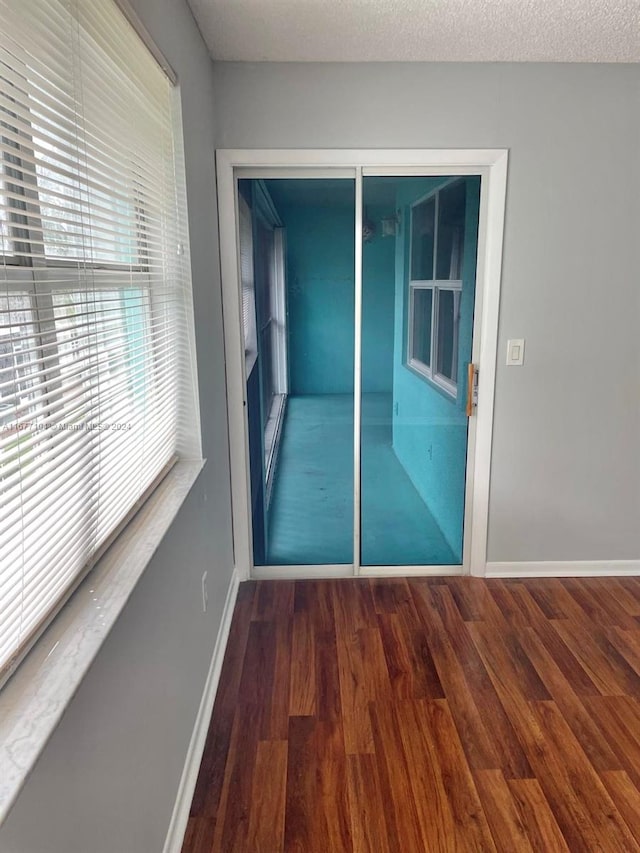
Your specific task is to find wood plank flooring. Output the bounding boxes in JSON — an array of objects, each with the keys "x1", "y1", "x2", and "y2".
[{"x1": 182, "y1": 577, "x2": 640, "y2": 852}]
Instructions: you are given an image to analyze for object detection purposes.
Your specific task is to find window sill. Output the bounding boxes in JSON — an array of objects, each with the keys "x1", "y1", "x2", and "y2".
[
  {"x1": 0, "y1": 457, "x2": 205, "y2": 824},
  {"x1": 406, "y1": 358, "x2": 458, "y2": 402}
]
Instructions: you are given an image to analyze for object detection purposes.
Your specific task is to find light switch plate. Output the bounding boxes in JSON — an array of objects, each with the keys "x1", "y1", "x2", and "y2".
[{"x1": 506, "y1": 338, "x2": 525, "y2": 366}]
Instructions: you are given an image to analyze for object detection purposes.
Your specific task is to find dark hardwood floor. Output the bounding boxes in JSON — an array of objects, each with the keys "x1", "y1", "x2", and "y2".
[{"x1": 182, "y1": 576, "x2": 640, "y2": 852}]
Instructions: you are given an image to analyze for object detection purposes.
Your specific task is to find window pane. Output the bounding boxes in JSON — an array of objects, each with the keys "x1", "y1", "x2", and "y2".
[
  {"x1": 53, "y1": 287, "x2": 151, "y2": 411},
  {"x1": 238, "y1": 193, "x2": 256, "y2": 354},
  {"x1": 254, "y1": 219, "x2": 273, "y2": 328},
  {"x1": 34, "y1": 144, "x2": 138, "y2": 265},
  {"x1": 0, "y1": 0, "x2": 196, "y2": 687},
  {"x1": 436, "y1": 181, "x2": 466, "y2": 280},
  {"x1": 246, "y1": 176, "x2": 355, "y2": 566},
  {"x1": 255, "y1": 219, "x2": 276, "y2": 424},
  {"x1": 411, "y1": 197, "x2": 435, "y2": 280},
  {"x1": 0, "y1": 202, "x2": 10, "y2": 255},
  {"x1": 1, "y1": 123, "x2": 29, "y2": 258},
  {"x1": 52, "y1": 285, "x2": 162, "y2": 544},
  {"x1": 0, "y1": 294, "x2": 40, "y2": 426},
  {"x1": 436, "y1": 289, "x2": 460, "y2": 382},
  {"x1": 411, "y1": 287, "x2": 432, "y2": 367}
]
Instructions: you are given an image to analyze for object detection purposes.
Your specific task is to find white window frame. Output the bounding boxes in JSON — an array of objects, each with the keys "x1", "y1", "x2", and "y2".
[
  {"x1": 238, "y1": 182, "x2": 288, "y2": 394},
  {"x1": 253, "y1": 180, "x2": 288, "y2": 397},
  {"x1": 238, "y1": 193, "x2": 258, "y2": 373},
  {"x1": 408, "y1": 282, "x2": 462, "y2": 398},
  {"x1": 406, "y1": 181, "x2": 465, "y2": 400},
  {"x1": 238, "y1": 182, "x2": 288, "y2": 500}
]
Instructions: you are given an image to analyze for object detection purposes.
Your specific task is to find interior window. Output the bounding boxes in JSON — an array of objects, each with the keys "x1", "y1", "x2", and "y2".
[{"x1": 407, "y1": 179, "x2": 466, "y2": 398}]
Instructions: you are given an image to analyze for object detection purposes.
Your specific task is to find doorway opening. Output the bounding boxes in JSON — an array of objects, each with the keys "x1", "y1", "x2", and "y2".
[{"x1": 217, "y1": 151, "x2": 508, "y2": 579}]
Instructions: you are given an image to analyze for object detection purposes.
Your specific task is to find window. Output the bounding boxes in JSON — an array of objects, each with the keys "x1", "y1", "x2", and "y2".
[
  {"x1": 407, "y1": 179, "x2": 466, "y2": 398},
  {"x1": 0, "y1": 0, "x2": 196, "y2": 685},
  {"x1": 239, "y1": 194, "x2": 257, "y2": 364},
  {"x1": 237, "y1": 181, "x2": 287, "y2": 497}
]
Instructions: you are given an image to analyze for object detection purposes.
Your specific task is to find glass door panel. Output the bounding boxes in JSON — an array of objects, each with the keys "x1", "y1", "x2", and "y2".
[
  {"x1": 241, "y1": 177, "x2": 356, "y2": 566},
  {"x1": 360, "y1": 175, "x2": 480, "y2": 566}
]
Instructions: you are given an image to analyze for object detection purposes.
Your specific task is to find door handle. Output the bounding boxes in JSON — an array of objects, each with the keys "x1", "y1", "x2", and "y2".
[{"x1": 466, "y1": 363, "x2": 478, "y2": 417}]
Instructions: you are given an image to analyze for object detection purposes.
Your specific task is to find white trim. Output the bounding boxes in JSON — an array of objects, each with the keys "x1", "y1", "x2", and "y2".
[
  {"x1": 216, "y1": 149, "x2": 508, "y2": 581},
  {"x1": 163, "y1": 568, "x2": 240, "y2": 853},
  {"x1": 467, "y1": 151, "x2": 508, "y2": 577},
  {"x1": 236, "y1": 167, "x2": 356, "y2": 179},
  {"x1": 486, "y1": 561, "x2": 640, "y2": 578},
  {"x1": 272, "y1": 228, "x2": 288, "y2": 395},
  {"x1": 252, "y1": 565, "x2": 354, "y2": 580},
  {"x1": 218, "y1": 150, "x2": 507, "y2": 169},
  {"x1": 216, "y1": 148, "x2": 507, "y2": 171},
  {"x1": 353, "y1": 167, "x2": 363, "y2": 575},
  {"x1": 253, "y1": 564, "x2": 465, "y2": 579},
  {"x1": 218, "y1": 158, "x2": 253, "y2": 581},
  {"x1": 361, "y1": 565, "x2": 463, "y2": 577}
]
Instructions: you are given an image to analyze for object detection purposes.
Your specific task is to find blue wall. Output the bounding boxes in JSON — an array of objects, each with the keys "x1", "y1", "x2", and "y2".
[
  {"x1": 280, "y1": 203, "x2": 356, "y2": 395},
  {"x1": 275, "y1": 199, "x2": 395, "y2": 395},
  {"x1": 392, "y1": 177, "x2": 480, "y2": 561},
  {"x1": 362, "y1": 205, "x2": 396, "y2": 393},
  {"x1": 264, "y1": 178, "x2": 479, "y2": 563}
]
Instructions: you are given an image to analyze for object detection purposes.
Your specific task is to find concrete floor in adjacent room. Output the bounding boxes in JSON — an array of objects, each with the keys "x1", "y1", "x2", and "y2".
[{"x1": 266, "y1": 393, "x2": 457, "y2": 566}]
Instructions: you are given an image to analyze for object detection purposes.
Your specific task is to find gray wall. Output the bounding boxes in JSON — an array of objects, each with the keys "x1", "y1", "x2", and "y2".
[
  {"x1": 0, "y1": 2, "x2": 232, "y2": 851},
  {"x1": 2, "y1": 50, "x2": 639, "y2": 853},
  {"x1": 214, "y1": 62, "x2": 640, "y2": 562}
]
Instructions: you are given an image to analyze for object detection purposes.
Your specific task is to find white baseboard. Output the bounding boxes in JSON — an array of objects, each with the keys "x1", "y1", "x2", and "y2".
[
  {"x1": 485, "y1": 560, "x2": 640, "y2": 578},
  {"x1": 361, "y1": 565, "x2": 463, "y2": 577},
  {"x1": 252, "y1": 565, "x2": 353, "y2": 579},
  {"x1": 163, "y1": 567, "x2": 240, "y2": 853}
]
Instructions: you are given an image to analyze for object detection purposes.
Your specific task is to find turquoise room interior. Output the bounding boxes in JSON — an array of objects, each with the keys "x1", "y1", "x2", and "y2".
[{"x1": 243, "y1": 175, "x2": 480, "y2": 568}]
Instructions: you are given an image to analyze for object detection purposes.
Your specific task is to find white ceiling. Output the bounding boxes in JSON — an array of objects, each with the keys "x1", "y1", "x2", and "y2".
[{"x1": 188, "y1": 0, "x2": 640, "y2": 62}]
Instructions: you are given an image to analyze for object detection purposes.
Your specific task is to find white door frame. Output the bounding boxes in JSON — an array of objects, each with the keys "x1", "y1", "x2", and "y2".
[{"x1": 216, "y1": 149, "x2": 508, "y2": 581}]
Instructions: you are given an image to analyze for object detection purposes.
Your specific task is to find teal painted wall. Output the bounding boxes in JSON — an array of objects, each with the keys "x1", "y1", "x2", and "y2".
[
  {"x1": 280, "y1": 203, "x2": 355, "y2": 395},
  {"x1": 264, "y1": 178, "x2": 478, "y2": 562},
  {"x1": 392, "y1": 177, "x2": 481, "y2": 562},
  {"x1": 276, "y1": 201, "x2": 395, "y2": 395},
  {"x1": 362, "y1": 205, "x2": 396, "y2": 393}
]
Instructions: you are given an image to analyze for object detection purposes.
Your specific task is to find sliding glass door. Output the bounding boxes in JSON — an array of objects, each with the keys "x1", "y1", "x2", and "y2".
[
  {"x1": 241, "y1": 178, "x2": 356, "y2": 566},
  {"x1": 238, "y1": 169, "x2": 481, "y2": 571},
  {"x1": 360, "y1": 175, "x2": 480, "y2": 567}
]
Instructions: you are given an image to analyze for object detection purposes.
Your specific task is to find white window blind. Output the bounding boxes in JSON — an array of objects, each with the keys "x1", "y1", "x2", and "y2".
[{"x1": 0, "y1": 0, "x2": 197, "y2": 684}]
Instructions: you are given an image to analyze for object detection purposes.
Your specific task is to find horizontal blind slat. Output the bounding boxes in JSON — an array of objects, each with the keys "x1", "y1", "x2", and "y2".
[{"x1": 0, "y1": 0, "x2": 191, "y2": 684}]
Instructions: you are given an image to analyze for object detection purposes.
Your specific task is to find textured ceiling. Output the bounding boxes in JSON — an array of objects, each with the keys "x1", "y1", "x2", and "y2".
[{"x1": 188, "y1": 0, "x2": 640, "y2": 62}]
